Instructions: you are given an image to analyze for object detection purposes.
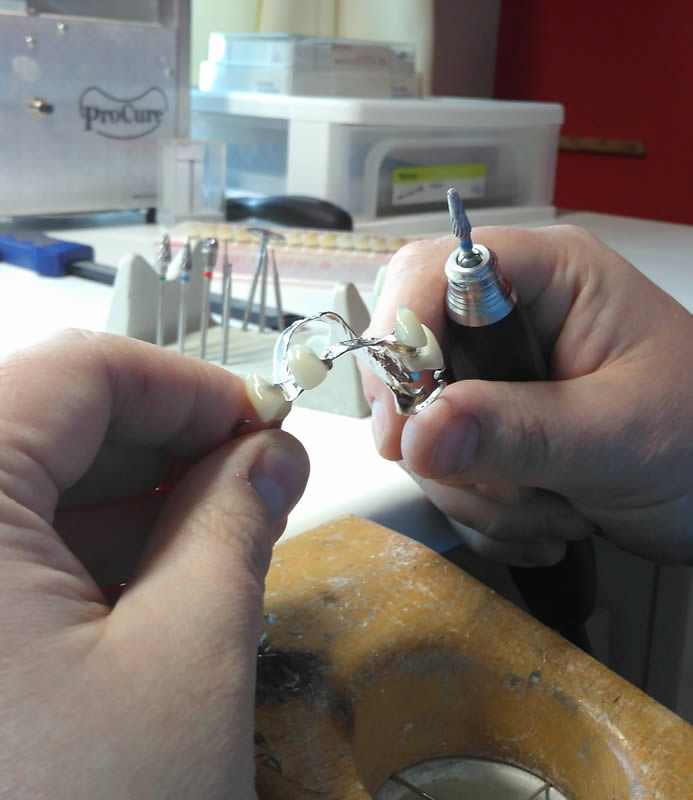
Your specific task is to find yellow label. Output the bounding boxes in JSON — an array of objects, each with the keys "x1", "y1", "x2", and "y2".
[
  {"x1": 392, "y1": 163, "x2": 486, "y2": 184},
  {"x1": 392, "y1": 163, "x2": 487, "y2": 206}
]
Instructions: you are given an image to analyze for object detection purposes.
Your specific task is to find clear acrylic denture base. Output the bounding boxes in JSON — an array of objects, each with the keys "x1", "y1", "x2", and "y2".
[{"x1": 272, "y1": 309, "x2": 446, "y2": 416}]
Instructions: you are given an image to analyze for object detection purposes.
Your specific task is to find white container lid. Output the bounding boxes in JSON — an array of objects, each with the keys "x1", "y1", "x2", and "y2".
[{"x1": 191, "y1": 90, "x2": 564, "y2": 128}]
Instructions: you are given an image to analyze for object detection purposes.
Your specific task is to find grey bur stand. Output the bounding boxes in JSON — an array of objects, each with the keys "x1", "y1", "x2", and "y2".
[{"x1": 105, "y1": 245, "x2": 372, "y2": 418}]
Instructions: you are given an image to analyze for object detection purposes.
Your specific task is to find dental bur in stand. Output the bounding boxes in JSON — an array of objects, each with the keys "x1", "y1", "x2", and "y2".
[
  {"x1": 444, "y1": 188, "x2": 596, "y2": 650},
  {"x1": 221, "y1": 240, "x2": 233, "y2": 365},
  {"x1": 243, "y1": 228, "x2": 285, "y2": 333},
  {"x1": 177, "y1": 236, "x2": 193, "y2": 354},
  {"x1": 199, "y1": 237, "x2": 218, "y2": 360},
  {"x1": 155, "y1": 232, "x2": 171, "y2": 347}
]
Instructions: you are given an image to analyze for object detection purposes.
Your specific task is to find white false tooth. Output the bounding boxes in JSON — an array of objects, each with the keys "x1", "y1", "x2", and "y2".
[
  {"x1": 288, "y1": 344, "x2": 328, "y2": 390},
  {"x1": 394, "y1": 306, "x2": 427, "y2": 348},
  {"x1": 401, "y1": 325, "x2": 445, "y2": 373},
  {"x1": 416, "y1": 325, "x2": 445, "y2": 371},
  {"x1": 245, "y1": 374, "x2": 292, "y2": 422}
]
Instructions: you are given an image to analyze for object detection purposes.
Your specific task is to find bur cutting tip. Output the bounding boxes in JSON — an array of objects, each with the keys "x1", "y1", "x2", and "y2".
[
  {"x1": 446, "y1": 188, "x2": 473, "y2": 251},
  {"x1": 157, "y1": 232, "x2": 171, "y2": 266},
  {"x1": 181, "y1": 236, "x2": 193, "y2": 273}
]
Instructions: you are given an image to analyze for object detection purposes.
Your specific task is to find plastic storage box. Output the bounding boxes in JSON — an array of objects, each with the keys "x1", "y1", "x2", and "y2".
[
  {"x1": 199, "y1": 33, "x2": 417, "y2": 98},
  {"x1": 190, "y1": 92, "x2": 564, "y2": 222}
]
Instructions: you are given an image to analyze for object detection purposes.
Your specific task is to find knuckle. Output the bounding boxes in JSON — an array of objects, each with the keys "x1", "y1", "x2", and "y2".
[
  {"x1": 55, "y1": 326, "x2": 93, "y2": 343},
  {"x1": 387, "y1": 236, "x2": 456, "y2": 279},
  {"x1": 466, "y1": 535, "x2": 499, "y2": 560},
  {"x1": 193, "y1": 494, "x2": 268, "y2": 542},
  {"x1": 477, "y1": 509, "x2": 515, "y2": 541},
  {"x1": 54, "y1": 329, "x2": 123, "y2": 362},
  {"x1": 393, "y1": 237, "x2": 439, "y2": 263},
  {"x1": 463, "y1": 526, "x2": 516, "y2": 562},
  {"x1": 551, "y1": 223, "x2": 600, "y2": 250},
  {"x1": 186, "y1": 496, "x2": 275, "y2": 582},
  {"x1": 512, "y1": 403, "x2": 551, "y2": 478},
  {"x1": 437, "y1": 487, "x2": 512, "y2": 543}
]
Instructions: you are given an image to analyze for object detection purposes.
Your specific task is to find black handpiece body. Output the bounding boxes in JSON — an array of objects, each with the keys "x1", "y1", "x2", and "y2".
[
  {"x1": 445, "y1": 302, "x2": 545, "y2": 383},
  {"x1": 442, "y1": 190, "x2": 595, "y2": 650},
  {"x1": 445, "y1": 306, "x2": 596, "y2": 649}
]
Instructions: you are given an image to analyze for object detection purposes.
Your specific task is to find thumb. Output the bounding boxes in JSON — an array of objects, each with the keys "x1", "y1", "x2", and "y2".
[
  {"x1": 111, "y1": 427, "x2": 309, "y2": 663},
  {"x1": 99, "y1": 429, "x2": 307, "y2": 798},
  {"x1": 400, "y1": 375, "x2": 620, "y2": 492}
]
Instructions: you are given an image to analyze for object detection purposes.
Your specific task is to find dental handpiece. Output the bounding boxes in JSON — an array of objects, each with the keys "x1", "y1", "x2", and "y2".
[{"x1": 443, "y1": 188, "x2": 596, "y2": 650}]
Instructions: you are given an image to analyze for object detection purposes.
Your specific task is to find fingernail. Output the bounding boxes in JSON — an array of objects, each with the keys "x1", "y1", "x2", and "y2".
[
  {"x1": 428, "y1": 415, "x2": 480, "y2": 477},
  {"x1": 250, "y1": 444, "x2": 307, "y2": 522},
  {"x1": 371, "y1": 399, "x2": 387, "y2": 455}
]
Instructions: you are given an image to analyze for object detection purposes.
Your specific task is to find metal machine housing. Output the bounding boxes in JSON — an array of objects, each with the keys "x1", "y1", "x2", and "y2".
[{"x1": 0, "y1": 0, "x2": 190, "y2": 216}]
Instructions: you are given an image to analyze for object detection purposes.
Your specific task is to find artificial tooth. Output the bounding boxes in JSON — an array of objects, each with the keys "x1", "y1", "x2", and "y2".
[
  {"x1": 395, "y1": 307, "x2": 427, "y2": 348},
  {"x1": 401, "y1": 325, "x2": 445, "y2": 373},
  {"x1": 245, "y1": 374, "x2": 292, "y2": 422},
  {"x1": 288, "y1": 344, "x2": 328, "y2": 390},
  {"x1": 318, "y1": 231, "x2": 337, "y2": 249},
  {"x1": 416, "y1": 325, "x2": 445, "y2": 370}
]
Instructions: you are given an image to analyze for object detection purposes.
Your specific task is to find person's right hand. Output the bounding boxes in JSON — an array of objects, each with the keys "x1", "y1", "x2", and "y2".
[{"x1": 361, "y1": 225, "x2": 693, "y2": 564}]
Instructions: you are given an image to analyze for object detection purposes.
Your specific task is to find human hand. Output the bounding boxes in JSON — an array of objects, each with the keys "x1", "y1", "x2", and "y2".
[
  {"x1": 361, "y1": 226, "x2": 693, "y2": 564},
  {"x1": 0, "y1": 331, "x2": 309, "y2": 799}
]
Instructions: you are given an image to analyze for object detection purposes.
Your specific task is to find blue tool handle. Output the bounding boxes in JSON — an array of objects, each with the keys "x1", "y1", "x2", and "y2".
[{"x1": 0, "y1": 233, "x2": 94, "y2": 277}]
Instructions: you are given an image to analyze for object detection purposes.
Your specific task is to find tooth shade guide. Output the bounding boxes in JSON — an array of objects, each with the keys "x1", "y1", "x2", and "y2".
[{"x1": 164, "y1": 223, "x2": 415, "y2": 293}]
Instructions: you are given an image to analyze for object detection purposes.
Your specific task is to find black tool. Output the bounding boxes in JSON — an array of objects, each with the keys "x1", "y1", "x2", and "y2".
[
  {"x1": 225, "y1": 195, "x2": 352, "y2": 231},
  {"x1": 443, "y1": 188, "x2": 596, "y2": 651}
]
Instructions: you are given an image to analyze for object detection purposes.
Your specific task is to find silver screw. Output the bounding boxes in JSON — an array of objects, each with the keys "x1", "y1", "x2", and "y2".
[
  {"x1": 57, "y1": 22, "x2": 67, "y2": 34},
  {"x1": 24, "y1": 35, "x2": 36, "y2": 49}
]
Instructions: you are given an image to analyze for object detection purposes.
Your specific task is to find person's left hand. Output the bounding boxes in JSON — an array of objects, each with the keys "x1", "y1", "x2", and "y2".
[{"x1": 0, "y1": 330, "x2": 309, "y2": 799}]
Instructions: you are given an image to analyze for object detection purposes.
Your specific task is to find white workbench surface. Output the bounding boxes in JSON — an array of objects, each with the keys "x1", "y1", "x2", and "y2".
[{"x1": 2, "y1": 211, "x2": 692, "y2": 551}]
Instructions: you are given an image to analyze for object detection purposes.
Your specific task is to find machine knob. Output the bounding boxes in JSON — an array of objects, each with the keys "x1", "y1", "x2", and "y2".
[{"x1": 27, "y1": 97, "x2": 54, "y2": 116}]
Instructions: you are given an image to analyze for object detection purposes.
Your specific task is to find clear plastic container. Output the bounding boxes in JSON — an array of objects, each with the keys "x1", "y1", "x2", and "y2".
[
  {"x1": 190, "y1": 93, "x2": 563, "y2": 221},
  {"x1": 199, "y1": 61, "x2": 417, "y2": 98},
  {"x1": 200, "y1": 33, "x2": 416, "y2": 98}
]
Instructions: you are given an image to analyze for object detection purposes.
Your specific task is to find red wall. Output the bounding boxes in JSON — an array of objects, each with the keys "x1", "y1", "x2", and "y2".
[{"x1": 493, "y1": 0, "x2": 693, "y2": 224}]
